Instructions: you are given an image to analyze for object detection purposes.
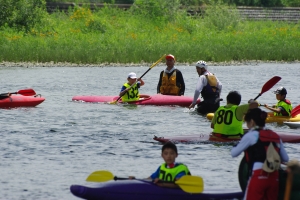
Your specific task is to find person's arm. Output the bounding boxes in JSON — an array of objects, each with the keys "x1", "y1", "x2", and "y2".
[
  {"x1": 149, "y1": 166, "x2": 160, "y2": 180},
  {"x1": 154, "y1": 171, "x2": 186, "y2": 188},
  {"x1": 138, "y1": 78, "x2": 145, "y2": 86},
  {"x1": 150, "y1": 166, "x2": 178, "y2": 188},
  {"x1": 119, "y1": 85, "x2": 129, "y2": 96},
  {"x1": 235, "y1": 102, "x2": 259, "y2": 120},
  {"x1": 231, "y1": 131, "x2": 258, "y2": 157},
  {"x1": 157, "y1": 71, "x2": 163, "y2": 94},
  {"x1": 189, "y1": 76, "x2": 206, "y2": 108},
  {"x1": 279, "y1": 140, "x2": 289, "y2": 163},
  {"x1": 264, "y1": 104, "x2": 281, "y2": 113},
  {"x1": 155, "y1": 181, "x2": 178, "y2": 188},
  {"x1": 177, "y1": 70, "x2": 185, "y2": 96}
]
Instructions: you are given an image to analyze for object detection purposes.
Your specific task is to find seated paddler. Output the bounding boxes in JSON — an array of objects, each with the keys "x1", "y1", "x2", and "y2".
[
  {"x1": 119, "y1": 72, "x2": 144, "y2": 102},
  {"x1": 211, "y1": 91, "x2": 258, "y2": 137},
  {"x1": 129, "y1": 142, "x2": 191, "y2": 188},
  {"x1": 264, "y1": 86, "x2": 292, "y2": 117}
]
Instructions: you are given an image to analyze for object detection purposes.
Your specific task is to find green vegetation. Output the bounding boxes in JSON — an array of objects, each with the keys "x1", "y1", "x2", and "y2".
[
  {"x1": 45, "y1": 0, "x2": 300, "y2": 7},
  {"x1": 0, "y1": 0, "x2": 299, "y2": 64}
]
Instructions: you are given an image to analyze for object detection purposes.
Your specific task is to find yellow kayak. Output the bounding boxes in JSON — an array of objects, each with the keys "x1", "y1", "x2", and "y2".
[{"x1": 206, "y1": 113, "x2": 300, "y2": 124}]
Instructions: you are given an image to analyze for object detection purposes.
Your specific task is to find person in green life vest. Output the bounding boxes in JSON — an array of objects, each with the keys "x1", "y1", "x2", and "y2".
[
  {"x1": 264, "y1": 86, "x2": 292, "y2": 117},
  {"x1": 211, "y1": 91, "x2": 258, "y2": 137},
  {"x1": 119, "y1": 72, "x2": 144, "y2": 102},
  {"x1": 129, "y1": 142, "x2": 191, "y2": 188}
]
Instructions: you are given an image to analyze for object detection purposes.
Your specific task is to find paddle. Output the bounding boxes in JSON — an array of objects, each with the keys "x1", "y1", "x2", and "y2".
[
  {"x1": 291, "y1": 104, "x2": 300, "y2": 118},
  {"x1": 110, "y1": 54, "x2": 166, "y2": 104},
  {"x1": 86, "y1": 170, "x2": 204, "y2": 194},
  {"x1": 254, "y1": 76, "x2": 281, "y2": 100},
  {"x1": 0, "y1": 88, "x2": 36, "y2": 97}
]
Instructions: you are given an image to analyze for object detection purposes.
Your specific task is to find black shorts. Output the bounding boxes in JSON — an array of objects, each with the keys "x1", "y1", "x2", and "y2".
[{"x1": 197, "y1": 101, "x2": 220, "y2": 115}]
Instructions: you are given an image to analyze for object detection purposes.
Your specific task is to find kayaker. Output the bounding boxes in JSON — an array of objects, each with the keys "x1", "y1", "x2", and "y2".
[
  {"x1": 264, "y1": 86, "x2": 292, "y2": 116},
  {"x1": 231, "y1": 108, "x2": 289, "y2": 200},
  {"x1": 157, "y1": 54, "x2": 185, "y2": 96},
  {"x1": 119, "y1": 72, "x2": 144, "y2": 102},
  {"x1": 149, "y1": 142, "x2": 191, "y2": 188},
  {"x1": 188, "y1": 60, "x2": 222, "y2": 115},
  {"x1": 130, "y1": 142, "x2": 191, "y2": 188},
  {"x1": 211, "y1": 91, "x2": 258, "y2": 137}
]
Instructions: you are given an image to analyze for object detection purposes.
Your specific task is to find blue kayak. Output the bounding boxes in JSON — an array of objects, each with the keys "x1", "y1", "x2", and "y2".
[{"x1": 70, "y1": 180, "x2": 243, "y2": 200}]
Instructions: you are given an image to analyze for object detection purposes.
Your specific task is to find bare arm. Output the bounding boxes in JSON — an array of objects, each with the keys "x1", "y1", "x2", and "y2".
[
  {"x1": 138, "y1": 78, "x2": 145, "y2": 86},
  {"x1": 264, "y1": 104, "x2": 281, "y2": 113}
]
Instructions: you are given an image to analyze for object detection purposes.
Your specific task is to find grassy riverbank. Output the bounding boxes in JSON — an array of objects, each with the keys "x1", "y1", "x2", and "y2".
[{"x1": 0, "y1": 4, "x2": 299, "y2": 64}]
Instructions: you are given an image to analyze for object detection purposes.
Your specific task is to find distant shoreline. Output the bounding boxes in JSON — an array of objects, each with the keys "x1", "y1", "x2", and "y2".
[{"x1": 1, "y1": 60, "x2": 299, "y2": 67}]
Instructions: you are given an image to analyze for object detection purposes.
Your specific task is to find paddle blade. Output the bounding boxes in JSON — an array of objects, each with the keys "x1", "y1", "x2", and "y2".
[
  {"x1": 86, "y1": 170, "x2": 114, "y2": 182},
  {"x1": 109, "y1": 96, "x2": 122, "y2": 104},
  {"x1": 254, "y1": 76, "x2": 281, "y2": 100},
  {"x1": 261, "y1": 76, "x2": 281, "y2": 94},
  {"x1": 109, "y1": 100, "x2": 118, "y2": 104},
  {"x1": 175, "y1": 175, "x2": 204, "y2": 194},
  {"x1": 17, "y1": 88, "x2": 36, "y2": 96},
  {"x1": 291, "y1": 105, "x2": 300, "y2": 118},
  {"x1": 149, "y1": 54, "x2": 166, "y2": 69}
]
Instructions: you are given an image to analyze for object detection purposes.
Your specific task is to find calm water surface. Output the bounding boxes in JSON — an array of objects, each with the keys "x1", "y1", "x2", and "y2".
[{"x1": 1, "y1": 63, "x2": 300, "y2": 200}]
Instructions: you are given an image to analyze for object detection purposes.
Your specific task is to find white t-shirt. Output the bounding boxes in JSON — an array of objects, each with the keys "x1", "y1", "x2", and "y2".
[{"x1": 192, "y1": 71, "x2": 222, "y2": 104}]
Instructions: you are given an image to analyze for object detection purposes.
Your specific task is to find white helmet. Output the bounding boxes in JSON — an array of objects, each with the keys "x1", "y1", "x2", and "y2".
[{"x1": 195, "y1": 60, "x2": 207, "y2": 69}]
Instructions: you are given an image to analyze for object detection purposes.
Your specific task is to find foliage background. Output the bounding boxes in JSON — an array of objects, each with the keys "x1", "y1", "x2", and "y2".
[{"x1": 0, "y1": 0, "x2": 299, "y2": 63}]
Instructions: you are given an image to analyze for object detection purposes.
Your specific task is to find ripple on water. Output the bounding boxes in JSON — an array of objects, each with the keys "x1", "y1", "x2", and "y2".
[{"x1": 1, "y1": 64, "x2": 300, "y2": 199}]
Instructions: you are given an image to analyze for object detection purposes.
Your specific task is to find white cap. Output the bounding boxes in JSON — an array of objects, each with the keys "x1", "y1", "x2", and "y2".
[{"x1": 128, "y1": 72, "x2": 137, "y2": 79}]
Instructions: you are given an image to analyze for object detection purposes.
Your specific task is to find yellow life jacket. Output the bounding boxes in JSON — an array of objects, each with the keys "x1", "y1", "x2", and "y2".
[
  {"x1": 213, "y1": 105, "x2": 244, "y2": 136},
  {"x1": 274, "y1": 99, "x2": 292, "y2": 116},
  {"x1": 160, "y1": 71, "x2": 180, "y2": 95},
  {"x1": 121, "y1": 82, "x2": 139, "y2": 102},
  {"x1": 206, "y1": 74, "x2": 218, "y2": 92},
  {"x1": 158, "y1": 163, "x2": 190, "y2": 181}
]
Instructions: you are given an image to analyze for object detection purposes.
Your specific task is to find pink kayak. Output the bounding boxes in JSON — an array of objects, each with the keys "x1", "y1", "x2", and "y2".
[
  {"x1": 153, "y1": 132, "x2": 300, "y2": 144},
  {"x1": 72, "y1": 94, "x2": 200, "y2": 107},
  {"x1": 0, "y1": 94, "x2": 45, "y2": 108}
]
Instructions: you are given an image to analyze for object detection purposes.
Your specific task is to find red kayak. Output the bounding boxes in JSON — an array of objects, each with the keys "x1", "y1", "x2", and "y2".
[
  {"x1": 153, "y1": 132, "x2": 300, "y2": 144},
  {"x1": 72, "y1": 94, "x2": 200, "y2": 107},
  {"x1": 0, "y1": 95, "x2": 45, "y2": 108}
]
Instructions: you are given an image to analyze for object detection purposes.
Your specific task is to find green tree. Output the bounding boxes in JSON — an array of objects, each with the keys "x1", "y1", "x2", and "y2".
[{"x1": 0, "y1": 0, "x2": 47, "y2": 31}]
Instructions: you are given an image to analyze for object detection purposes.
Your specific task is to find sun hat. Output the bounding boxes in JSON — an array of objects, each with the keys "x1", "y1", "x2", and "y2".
[
  {"x1": 273, "y1": 86, "x2": 287, "y2": 95},
  {"x1": 262, "y1": 142, "x2": 281, "y2": 173},
  {"x1": 166, "y1": 54, "x2": 175, "y2": 60},
  {"x1": 195, "y1": 60, "x2": 207, "y2": 70},
  {"x1": 128, "y1": 72, "x2": 137, "y2": 79}
]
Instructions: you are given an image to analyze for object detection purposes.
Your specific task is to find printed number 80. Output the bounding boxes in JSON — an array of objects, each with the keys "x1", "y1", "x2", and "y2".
[{"x1": 216, "y1": 110, "x2": 233, "y2": 125}]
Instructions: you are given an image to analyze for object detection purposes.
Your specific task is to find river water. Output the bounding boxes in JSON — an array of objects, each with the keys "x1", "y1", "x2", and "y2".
[{"x1": 1, "y1": 63, "x2": 300, "y2": 200}]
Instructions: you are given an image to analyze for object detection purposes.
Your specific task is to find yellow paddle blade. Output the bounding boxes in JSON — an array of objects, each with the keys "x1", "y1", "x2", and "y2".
[
  {"x1": 175, "y1": 175, "x2": 204, "y2": 194},
  {"x1": 149, "y1": 54, "x2": 166, "y2": 69},
  {"x1": 86, "y1": 170, "x2": 114, "y2": 182},
  {"x1": 109, "y1": 100, "x2": 118, "y2": 104}
]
